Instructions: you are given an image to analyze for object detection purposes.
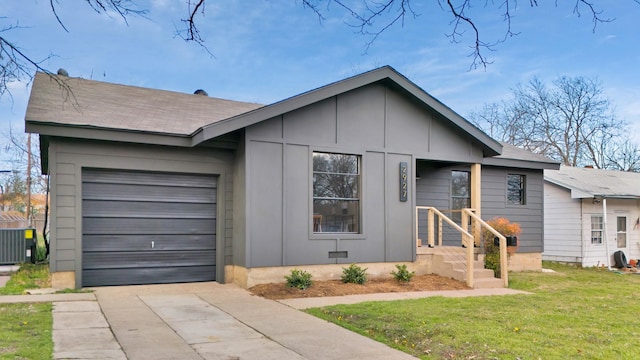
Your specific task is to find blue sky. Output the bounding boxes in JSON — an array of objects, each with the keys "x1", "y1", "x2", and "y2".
[{"x1": 1, "y1": 1, "x2": 639, "y2": 171}]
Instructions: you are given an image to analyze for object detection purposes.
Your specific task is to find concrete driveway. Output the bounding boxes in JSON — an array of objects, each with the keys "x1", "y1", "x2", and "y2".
[{"x1": 53, "y1": 282, "x2": 418, "y2": 360}]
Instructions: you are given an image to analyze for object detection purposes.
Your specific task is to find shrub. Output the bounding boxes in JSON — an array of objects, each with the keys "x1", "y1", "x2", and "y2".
[
  {"x1": 390, "y1": 264, "x2": 415, "y2": 283},
  {"x1": 483, "y1": 217, "x2": 521, "y2": 277},
  {"x1": 284, "y1": 269, "x2": 312, "y2": 290},
  {"x1": 341, "y1": 263, "x2": 367, "y2": 284}
]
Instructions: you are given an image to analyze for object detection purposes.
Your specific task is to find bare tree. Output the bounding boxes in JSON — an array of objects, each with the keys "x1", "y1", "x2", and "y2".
[
  {"x1": 1, "y1": 0, "x2": 636, "y2": 99},
  {"x1": 0, "y1": 1, "x2": 148, "y2": 97},
  {"x1": 470, "y1": 75, "x2": 639, "y2": 170},
  {"x1": 0, "y1": 171, "x2": 26, "y2": 212},
  {"x1": 603, "y1": 140, "x2": 640, "y2": 172},
  {"x1": 298, "y1": 0, "x2": 631, "y2": 69}
]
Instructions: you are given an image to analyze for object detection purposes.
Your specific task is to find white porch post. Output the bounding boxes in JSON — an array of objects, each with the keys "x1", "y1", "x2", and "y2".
[{"x1": 602, "y1": 198, "x2": 611, "y2": 270}]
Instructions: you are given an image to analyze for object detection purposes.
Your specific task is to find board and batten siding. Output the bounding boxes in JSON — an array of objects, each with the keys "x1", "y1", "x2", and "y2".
[
  {"x1": 542, "y1": 182, "x2": 583, "y2": 263},
  {"x1": 415, "y1": 165, "x2": 546, "y2": 252},
  {"x1": 48, "y1": 139, "x2": 234, "y2": 287},
  {"x1": 481, "y1": 167, "x2": 545, "y2": 253},
  {"x1": 415, "y1": 163, "x2": 470, "y2": 246},
  {"x1": 239, "y1": 83, "x2": 485, "y2": 268}
]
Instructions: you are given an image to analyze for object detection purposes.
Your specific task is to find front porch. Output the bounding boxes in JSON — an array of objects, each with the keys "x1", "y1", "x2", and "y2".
[{"x1": 415, "y1": 207, "x2": 510, "y2": 289}]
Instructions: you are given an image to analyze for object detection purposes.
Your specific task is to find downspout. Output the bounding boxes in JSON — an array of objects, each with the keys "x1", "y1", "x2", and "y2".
[
  {"x1": 602, "y1": 197, "x2": 611, "y2": 270},
  {"x1": 580, "y1": 198, "x2": 585, "y2": 265}
]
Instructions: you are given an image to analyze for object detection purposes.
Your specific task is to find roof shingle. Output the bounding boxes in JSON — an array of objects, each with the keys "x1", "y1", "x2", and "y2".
[
  {"x1": 25, "y1": 72, "x2": 263, "y2": 136},
  {"x1": 545, "y1": 166, "x2": 640, "y2": 199}
]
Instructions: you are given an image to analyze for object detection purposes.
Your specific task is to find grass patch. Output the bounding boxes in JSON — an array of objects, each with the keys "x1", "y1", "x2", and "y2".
[
  {"x1": 0, "y1": 264, "x2": 51, "y2": 295},
  {"x1": 0, "y1": 303, "x2": 52, "y2": 360},
  {"x1": 34, "y1": 233, "x2": 48, "y2": 263},
  {"x1": 307, "y1": 263, "x2": 640, "y2": 359}
]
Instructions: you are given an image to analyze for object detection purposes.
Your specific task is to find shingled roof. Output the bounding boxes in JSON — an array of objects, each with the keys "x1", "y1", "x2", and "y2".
[
  {"x1": 545, "y1": 166, "x2": 640, "y2": 199},
  {"x1": 26, "y1": 67, "x2": 509, "y2": 157},
  {"x1": 25, "y1": 72, "x2": 263, "y2": 136},
  {"x1": 482, "y1": 142, "x2": 560, "y2": 170}
]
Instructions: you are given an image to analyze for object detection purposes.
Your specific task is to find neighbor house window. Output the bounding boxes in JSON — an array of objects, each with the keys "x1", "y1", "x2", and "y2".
[
  {"x1": 617, "y1": 216, "x2": 627, "y2": 248},
  {"x1": 591, "y1": 215, "x2": 603, "y2": 245},
  {"x1": 313, "y1": 152, "x2": 360, "y2": 233},
  {"x1": 451, "y1": 170, "x2": 470, "y2": 222},
  {"x1": 507, "y1": 174, "x2": 526, "y2": 205}
]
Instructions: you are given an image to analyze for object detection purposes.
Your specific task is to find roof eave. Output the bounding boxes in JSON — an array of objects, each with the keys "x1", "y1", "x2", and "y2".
[
  {"x1": 484, "y1": 157, "x2": 561, "y2": 170},
  {"x1": 26, "y1": 121, "x2": 193, "y2": 148}
]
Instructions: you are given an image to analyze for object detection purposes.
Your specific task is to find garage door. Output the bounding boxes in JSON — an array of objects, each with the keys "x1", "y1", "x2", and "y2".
[{"x1": 81, "y1": 168, "x2": 217, "y2": 286}]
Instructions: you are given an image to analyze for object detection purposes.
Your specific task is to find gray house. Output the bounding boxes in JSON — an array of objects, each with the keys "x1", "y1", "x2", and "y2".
[{"x1": 25, "y1": 66, "x2": 558, "y2": 289}]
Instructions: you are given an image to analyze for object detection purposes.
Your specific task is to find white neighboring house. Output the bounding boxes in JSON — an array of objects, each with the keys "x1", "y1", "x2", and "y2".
[{"x1": 543, "y1": 166, "x2": 640, "y2": 268}]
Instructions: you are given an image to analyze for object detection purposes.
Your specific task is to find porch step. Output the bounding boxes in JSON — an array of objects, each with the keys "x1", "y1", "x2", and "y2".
[
  {"x1": 423, "y1": 246, "x2": 505, "y2": 289},
  {"x1": 472, "y1": 277, "x2": 506, "y2": 289}
]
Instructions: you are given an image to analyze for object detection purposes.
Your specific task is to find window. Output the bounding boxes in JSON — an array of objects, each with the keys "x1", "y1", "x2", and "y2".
[
  {"x1": 617, "y1": 216, "x2": 627, "y2": 248},
  {"x1": 591, "y1": 215, "x2": 603, "y2": 245},
  {"x1": 313, "y1": 152, "x2": 360, "y2": 233},
  {"x1": 507, "y1": 174, "x2": 526, "y2": 205},
  {"x1": 451, "y1": 170, "x2": 470, "y2": 221}
]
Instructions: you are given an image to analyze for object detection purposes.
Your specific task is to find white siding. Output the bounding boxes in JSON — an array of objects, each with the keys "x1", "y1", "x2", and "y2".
[
  {"x1": 543, "y1": 183, "x2": 583, "y2": 263},
  {"x1": 581, "y1": 198, "x2": 640, "y2": 267},
  {"x1": 629, "y1": 200, "x2": 640, "y2": 261},
  {"x1": 544, "y1": 181, "x2": 640, "y2": 268}
]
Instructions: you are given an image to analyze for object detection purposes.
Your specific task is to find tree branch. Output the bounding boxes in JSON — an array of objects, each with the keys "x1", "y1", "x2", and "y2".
[
  {"x1": 177, "y1": 0, "x2": 215, "y2": 58},
  {"x1": 573, "y1": 0, "x2": 614, "y2": 32}
]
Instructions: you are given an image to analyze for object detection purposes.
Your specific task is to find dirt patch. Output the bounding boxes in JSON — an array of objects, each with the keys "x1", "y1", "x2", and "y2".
[{"x1": 249, "y1": 274, "x2": 470, "y2": 300}]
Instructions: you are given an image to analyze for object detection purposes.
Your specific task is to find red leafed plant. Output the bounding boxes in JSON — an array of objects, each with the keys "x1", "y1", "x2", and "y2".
[{"x1": 483, "y1": 217, "x2": 521, "y2": 277}]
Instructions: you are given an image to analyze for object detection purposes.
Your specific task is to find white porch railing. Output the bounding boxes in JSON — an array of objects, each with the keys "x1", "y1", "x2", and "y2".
[{"x1": 415, "y1": 206, "x2": 508, "y2": 287}]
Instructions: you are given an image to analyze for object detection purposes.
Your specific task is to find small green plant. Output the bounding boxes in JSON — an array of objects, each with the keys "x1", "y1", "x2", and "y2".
[
  {"x1": 284, "y1": 269, "x2": 313, "y2": 290},
  {"x1": 341, "y1": 263, "x2": 367, "y2": 284},
  {"x1": 390, "y1": 264, "x2": 415, "y2": 283}
]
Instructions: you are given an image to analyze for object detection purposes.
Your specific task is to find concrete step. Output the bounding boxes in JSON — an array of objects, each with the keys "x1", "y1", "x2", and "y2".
[
  {"x1": 445, "y1": 260, "x2": 485, "y2": 271},
  {"x1": 474, "y1": 268, "x2": 498, "y2": 279},
  {"x1": 429, "y1": 248, "x2": 505, "y2": 289},
  {"x1": 472, "y1": 277, "x2": 505, "y2": 289}
]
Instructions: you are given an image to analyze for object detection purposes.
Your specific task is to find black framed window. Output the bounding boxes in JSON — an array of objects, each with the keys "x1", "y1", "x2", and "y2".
[
  {"x1": 507, "y1": 174, "x2": 526, "y2": 205},
  {"x1": 312, "y1": 152, "x2": 360, "y2": 233},
  {"x1": 451, "y1": 170, "x2": 470, "y2": 221}
]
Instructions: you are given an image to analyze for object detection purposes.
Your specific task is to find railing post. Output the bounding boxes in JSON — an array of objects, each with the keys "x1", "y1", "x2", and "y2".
[
  {"x1": 427, "y1": 209, "x2": 435, "y2": 247},
  {"x1": 461, "y1": 211, "x2": 469, "y2": 247},
  {"x1": 415, "y1": 207, "x2": 419, "y2": 248},
  {"x1": 466, "y1": 234, "x2": 474, "y2": 288},
  {"x1": 437, "y1": 217, "x2": 442, "y2": 246},
  {"x1": 500, "y1": 236, "x2": 509, "y2": 286},
  {"x1": 461, "y1": 210, "x2": 473, "y2": 288}
]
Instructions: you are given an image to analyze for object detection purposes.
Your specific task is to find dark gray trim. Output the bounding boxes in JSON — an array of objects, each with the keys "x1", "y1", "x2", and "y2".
[
  {"x1": 483, "y1": 157, "x2": 560, "y2": 170},
  {"x1": 26, "y1": 122, "x2": 193, "y2": 148}
]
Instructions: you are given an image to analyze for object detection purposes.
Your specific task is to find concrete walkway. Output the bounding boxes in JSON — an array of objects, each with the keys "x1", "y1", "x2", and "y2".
[
  {"x1": 64, "y1": 282, "x2": 420, "y2": 360},
  {"x1": 0, "y1": 265, "x2": 19, "y2": 287},
  {"x1": 0, "y1": 282, "x2": 529, "y2": 359},
  {"x1": 280, "y1": 287, "x2": 530, "y2": 309}
]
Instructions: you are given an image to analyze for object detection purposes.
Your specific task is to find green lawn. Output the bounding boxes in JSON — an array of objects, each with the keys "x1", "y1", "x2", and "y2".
[
  {"x1": 0, "y1": 264, "x2": 50, "y2": 296},
  {"x1": 0, "y1": 303, "x2": 52, "y2": 359},
  {"x1": 307, "y1": 263, "x2": 640, "y2": 359},
  {"x1": 0, "y1": 263, "x2": 53, "y2": 359}
]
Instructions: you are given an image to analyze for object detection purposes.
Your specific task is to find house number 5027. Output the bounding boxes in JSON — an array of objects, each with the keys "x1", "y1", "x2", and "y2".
[{"x1": 399, "y1": 162, "x2": 408, "y2": 202}]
